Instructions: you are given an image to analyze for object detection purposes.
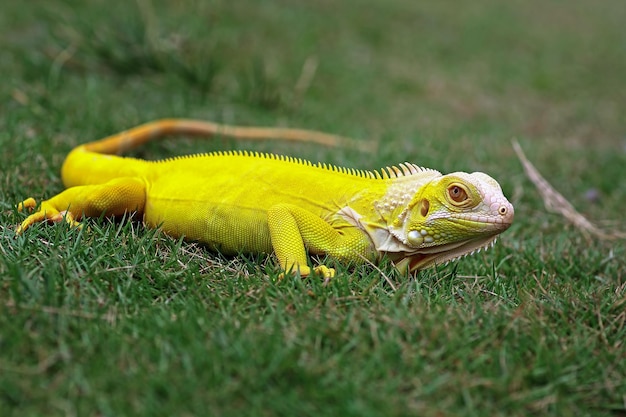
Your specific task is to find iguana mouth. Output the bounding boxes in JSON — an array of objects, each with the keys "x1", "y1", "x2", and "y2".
[{"x1": 393, "y1": 235, "x2": 499, "y2": 273}]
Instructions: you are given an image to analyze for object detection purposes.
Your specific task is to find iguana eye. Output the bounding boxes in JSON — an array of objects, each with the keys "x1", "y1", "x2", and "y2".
[{"x1": 448, "y1": 184, "x2": 468, "y2": 203}]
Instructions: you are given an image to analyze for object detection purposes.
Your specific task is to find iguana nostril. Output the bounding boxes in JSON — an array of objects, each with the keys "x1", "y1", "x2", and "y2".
[{"x1": 497, "y1": 203, "x2": 514, "y2": 224}]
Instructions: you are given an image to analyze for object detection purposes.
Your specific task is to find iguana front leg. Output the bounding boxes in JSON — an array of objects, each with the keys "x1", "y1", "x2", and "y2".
[
  {"x1": 17, "y1": 177, "x2": 147, "y2": 233},
  {"x1": 267, "y1": 204, "x2": 373, "y2": 278}
]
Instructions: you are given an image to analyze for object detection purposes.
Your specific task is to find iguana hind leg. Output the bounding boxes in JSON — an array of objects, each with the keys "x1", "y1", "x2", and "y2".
[{"x1": 17, "y1": 177, "x2": 147, "y2": 233}]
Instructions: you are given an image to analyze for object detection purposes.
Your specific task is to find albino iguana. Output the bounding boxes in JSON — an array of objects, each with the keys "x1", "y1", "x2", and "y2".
[{"x1": 17, "y1": 119, "x2": 514, "y2": 278}]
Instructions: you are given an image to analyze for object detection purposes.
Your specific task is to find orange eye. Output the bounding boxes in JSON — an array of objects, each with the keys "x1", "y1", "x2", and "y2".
[{"x1": 448, "y1": 185, "x2": 468, "y2": 203}]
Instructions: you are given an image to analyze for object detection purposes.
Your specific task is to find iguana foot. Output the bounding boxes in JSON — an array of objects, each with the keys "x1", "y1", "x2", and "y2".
[
  {"x1": 312, "y1": 265, "x2": 335, "y2": 279},
  {"x1": 278, "y1": 264, "x2": 336, "y2": 280},
  {"x1": 16, "y1": 198, "x2": 82, "y2": 234}
]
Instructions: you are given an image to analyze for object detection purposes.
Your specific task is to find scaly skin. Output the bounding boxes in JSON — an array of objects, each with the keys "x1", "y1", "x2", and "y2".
[{"x1": 17, "y1": 119, "x2": 514, "y2": 278}]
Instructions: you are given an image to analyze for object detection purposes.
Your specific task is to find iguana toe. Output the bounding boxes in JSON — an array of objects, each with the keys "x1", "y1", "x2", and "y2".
[
  {"x1": 313, "y1": 265, "x2": 335, "y2": 279},
  {"x1": 17, "y1": 197, "x2": 37, "y2": 212},
  {"x1": 16, "y1": 200, "x2": 82, "y2": 234},
  {"x1": 278, "y1": 264, "x2": 335, "y2": 280}
]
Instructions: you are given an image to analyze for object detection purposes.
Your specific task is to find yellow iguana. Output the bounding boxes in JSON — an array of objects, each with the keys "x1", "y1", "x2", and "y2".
[{"x1": 16, "y1": 119, "x2": 514, "y2": 278}]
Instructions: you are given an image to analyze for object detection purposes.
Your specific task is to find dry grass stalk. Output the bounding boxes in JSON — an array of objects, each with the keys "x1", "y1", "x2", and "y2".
[{"x1": 512, "y1": 140, "x2": 626, "y2": 240}]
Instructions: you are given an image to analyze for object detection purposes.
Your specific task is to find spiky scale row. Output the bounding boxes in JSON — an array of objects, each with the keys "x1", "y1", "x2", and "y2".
[{"x1": 161, "y1": 150, "x2": 439, "y2": 181}]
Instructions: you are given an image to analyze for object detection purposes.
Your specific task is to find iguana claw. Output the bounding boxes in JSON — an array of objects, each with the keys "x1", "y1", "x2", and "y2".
[
  {"x1": 16, "y1": 198, "x2": 82, "y2": 234},
  {"x1": 313, "y1": 265, "x2": 335, "y2": 279},
  {"x1": 17, "y1": 197, "x2": 37, "y2": 212},
  {"x1": 277, "y1": 265, "x2": 336, "y2": 280}
]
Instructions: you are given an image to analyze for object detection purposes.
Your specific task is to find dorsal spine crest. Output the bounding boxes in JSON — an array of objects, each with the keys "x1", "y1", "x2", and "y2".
[{"x1": 159, "y1": 150, "x2": 437, "y2": 180}]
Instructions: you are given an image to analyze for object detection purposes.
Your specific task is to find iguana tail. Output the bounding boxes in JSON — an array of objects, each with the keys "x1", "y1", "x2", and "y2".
[{"x1": 82, "y1": 118, "x2": 375, "y2": 155}]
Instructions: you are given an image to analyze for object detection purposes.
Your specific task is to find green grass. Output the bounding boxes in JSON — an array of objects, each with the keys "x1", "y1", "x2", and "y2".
[{"x1": 1, "y1": 0, "x2": 625, "y2": 416}]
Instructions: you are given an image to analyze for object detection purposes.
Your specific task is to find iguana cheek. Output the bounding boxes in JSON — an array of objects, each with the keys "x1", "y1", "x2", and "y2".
[{"x1": 407, "y1": 229, "x2": 435, "y2": 246}]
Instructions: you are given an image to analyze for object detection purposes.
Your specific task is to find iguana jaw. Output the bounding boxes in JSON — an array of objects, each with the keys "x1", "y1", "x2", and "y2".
[
  {"x1": 389, "y1": 175, "x2": 514, "y2": 272},
  {"x1": 345, "y1": 206, "x2": 511, "y2": 272},
  {"x1": 384, "y1": 211, "x2": 511, "y2": 272},
  {"x1": 391, "y1": 234, "x2": 500, "y2": 273}
]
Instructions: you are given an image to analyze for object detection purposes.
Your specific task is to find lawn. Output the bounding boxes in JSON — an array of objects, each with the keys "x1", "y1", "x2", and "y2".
[{"x1": 1, "y1": 0, "x2": 625, "y2": 416}]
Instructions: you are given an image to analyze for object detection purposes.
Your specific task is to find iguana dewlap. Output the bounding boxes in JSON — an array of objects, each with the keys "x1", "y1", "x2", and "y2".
[{"x1": 17, "y1": 119, "x2": 514, "y2": 278}]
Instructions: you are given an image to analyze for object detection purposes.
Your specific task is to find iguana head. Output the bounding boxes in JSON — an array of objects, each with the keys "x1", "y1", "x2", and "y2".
[{"x1": 387, "y1": 171, "x2": 514, "y2": 272}]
